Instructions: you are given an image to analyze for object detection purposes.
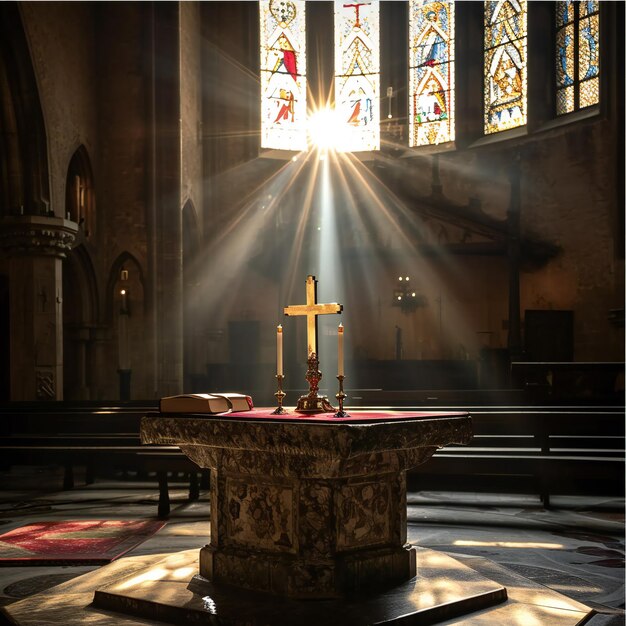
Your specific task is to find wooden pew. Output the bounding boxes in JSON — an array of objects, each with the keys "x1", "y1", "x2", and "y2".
[
  {"x1": 350, "y1": 393, "x2": 623, "y2": 504},
  {"x1": 404, "y1": 406, "x2": 625, "y2": 505},
  {"x1": 1, "y1": 401, "x2": 622, "y2": 510},
  {"x1": 0, "y1": 402, "x2": 206, "y2": 518}
]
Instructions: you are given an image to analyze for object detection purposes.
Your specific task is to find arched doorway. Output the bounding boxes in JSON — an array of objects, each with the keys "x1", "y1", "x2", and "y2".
[
  {"x1": 62, "y1": 247, "x2": 98, "y2": 400},
  {"x1": 63, "y1": 146, "x2": 98, "y2": 399},
  {"x1": 107, "y1": 253, "x2": 146, "y2": 399}
]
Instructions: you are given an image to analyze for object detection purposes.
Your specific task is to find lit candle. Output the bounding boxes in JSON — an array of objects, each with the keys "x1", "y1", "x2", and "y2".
[
  {"x1": 338, "y1": 323, "x2": 344, "y2": 376},
  {"x1": 277, "y1": 324, "x2": 283, "y2": 376}
]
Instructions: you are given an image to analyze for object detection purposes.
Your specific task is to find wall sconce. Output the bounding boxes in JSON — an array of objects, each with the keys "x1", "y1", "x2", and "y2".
[{"x1": 392, "y1": 276, "x2": 427, "y2": 313}]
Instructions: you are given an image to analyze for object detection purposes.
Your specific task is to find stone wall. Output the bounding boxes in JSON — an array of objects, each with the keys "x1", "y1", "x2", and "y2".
[
  {"x1": 19, "y1": 2, "x2": 98, "y2": 216},
  {"x1": 3, "y1": 1, "x2": 621, "y2": 401}
]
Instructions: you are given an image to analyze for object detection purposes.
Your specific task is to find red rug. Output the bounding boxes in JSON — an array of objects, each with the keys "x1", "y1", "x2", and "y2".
[{"x1": 0, "y1": 520, "x2": 165, "y2": 565}]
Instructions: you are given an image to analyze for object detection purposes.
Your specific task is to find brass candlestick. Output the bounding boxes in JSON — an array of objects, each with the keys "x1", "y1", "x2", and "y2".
[
  {"x1": 271, "y1": 374, "x2": 287, "y2": 414},
  {"x1": 295, "y1": 352, "x2": 336, "y2": 413},
  {"x1": 335, "y1": 375, "x2": 349, "y2": 417}
]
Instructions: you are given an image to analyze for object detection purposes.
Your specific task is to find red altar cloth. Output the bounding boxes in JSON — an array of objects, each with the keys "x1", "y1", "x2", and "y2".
[{"x1": 187, "y1": 407, "x2": 468, "y2": 424}]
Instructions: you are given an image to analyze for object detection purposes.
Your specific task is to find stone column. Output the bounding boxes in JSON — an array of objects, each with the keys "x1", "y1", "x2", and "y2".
[
  {"x1": 148, "y1": 3, "x2": 183, "y2": 396},
  {"x1": 0, "y1": 216, "x2": 77, "y2": 400}
]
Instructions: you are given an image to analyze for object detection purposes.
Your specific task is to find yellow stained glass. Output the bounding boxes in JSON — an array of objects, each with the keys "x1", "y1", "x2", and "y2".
[
  {"x1": 556, "y1": 1, "x2": 600, "y2": 116},
  {"x1": 578, "y1": 14, "x2": 599, "y2": 81},
  {"x1": 580, "y1": 0, "x2": 599, "y2": 18},
  {"x1": 557, "y1": 85, "x2": 575, "y2": 114},
  {"x1": 580, "y1": 76, "x2": 599, "y2": 107},
  {"x1": 556, "y1": 24, "x2": 575, "y2": 89},
  {"x1": 484, "y1": 0, "x2": 528, "y2": 135},
  {"x1": 557, "y1": 0, "x2": 574, "y2": 26}
]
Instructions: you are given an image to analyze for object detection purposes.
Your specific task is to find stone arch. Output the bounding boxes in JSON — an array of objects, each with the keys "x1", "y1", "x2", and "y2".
[
  {"x1": 106, "y1": 252, "x2": 145, "y2": 325},
  {"x1": 106, "y1": 252, "x2": 146, "y2": 399},
  {"x1": 65, "y1": 145, "x2": 96, "y2": 238},
  {"x1": 0, "y1": 3, "x2": 50, "y2": 215}
]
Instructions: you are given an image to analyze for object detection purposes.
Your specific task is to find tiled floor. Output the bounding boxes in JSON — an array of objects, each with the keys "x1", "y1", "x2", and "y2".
[{"x1": 0, "y1": 466, "x2": 623, "y2": 624}]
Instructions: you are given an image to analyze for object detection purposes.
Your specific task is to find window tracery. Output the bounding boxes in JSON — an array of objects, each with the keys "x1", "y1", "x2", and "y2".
[
  {"x1": 556, "y1": 0, "x2": 600, "y2": 115},
  {"x1": 334, "y1": 0, "x2": 380, "y2": 152},
  {"x1": 260, "y1": 0, "x2": 307, "y2": 150},
  {"x1": 409, "y1": 1, "x2": 455, "y2": 147},
  {"x1": 484, "y1": 0, "x2": 527, "y2": 134}
]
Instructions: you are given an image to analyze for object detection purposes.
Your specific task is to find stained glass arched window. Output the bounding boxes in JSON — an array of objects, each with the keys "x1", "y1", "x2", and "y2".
[
  {"x1": 484, "y1": 0, "x2": 527, "y2": 134},
  {"x1": 409, "y1": 1, "x2": 455, "y2": 147},
  {"x1": 260, "y1": 0, "x2": 307, "y2": 150},
  {"x1": 556, "y1": 1, "x2": 600, "y2": 115},
  {"x1": 334, "y1": 0, "x2": 380, "y2": 152}
]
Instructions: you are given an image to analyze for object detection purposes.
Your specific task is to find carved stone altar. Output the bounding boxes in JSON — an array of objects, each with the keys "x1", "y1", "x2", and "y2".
[{"x1": 141, "y1": 409, "x2": 472, "y2": 599}]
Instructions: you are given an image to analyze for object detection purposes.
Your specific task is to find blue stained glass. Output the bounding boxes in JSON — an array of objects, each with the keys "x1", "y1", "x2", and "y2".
[
  {"x1": 557, "y1": 0, "x2": 574, "y2": 26},
  {"x1": 580, "y1": 0, "x2": 599, "y2": 18},
  {"x1": 579, "y1": 15, "x2": 599, "y2": 80},
  {"x1": 556, "y1": 24, "x2": 574, "y2": 89},
  {"x1": 556, "y1": 1, "x2": 600, "y2": 115}
]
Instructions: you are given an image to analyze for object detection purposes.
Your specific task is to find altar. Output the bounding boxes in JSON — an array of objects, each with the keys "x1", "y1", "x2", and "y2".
[{"x1": 140, "y1": 408, "x2": 473, "y2": 599}]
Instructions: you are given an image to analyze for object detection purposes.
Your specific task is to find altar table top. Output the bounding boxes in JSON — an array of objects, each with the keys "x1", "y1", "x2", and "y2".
[
  {"x1": 141, "y1": 409, "x2": 472, "y2": 472},
  {"x1": 156, "y1": 407, "x2": 469, "y2": 424}
]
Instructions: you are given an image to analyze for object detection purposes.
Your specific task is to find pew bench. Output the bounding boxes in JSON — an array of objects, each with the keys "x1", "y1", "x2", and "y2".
[
  {"x1": 0, "y1": 441, "x2": 204, "y2": 518},
  {"x1": 408, "y1": 406, "x2": 625, "y2": 506},
  {"x1": 1, "y1": 402, "x2": 623, "y2": 510},
  {"x1": 0, "y1": 403, "x2": 206, "y2": 518}
]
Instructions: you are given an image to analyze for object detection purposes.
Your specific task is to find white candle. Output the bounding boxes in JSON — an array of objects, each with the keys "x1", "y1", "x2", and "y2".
[
  {"x1": 277, "y1": 324, "x2": 283, "y2": 376},
  {"x1": 338, "y1": 323, "x2": 344, "y2": 376}
]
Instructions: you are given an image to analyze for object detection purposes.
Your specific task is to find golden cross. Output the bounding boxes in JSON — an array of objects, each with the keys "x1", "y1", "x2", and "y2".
[{"x1": 284, "y1": 275, "x2": 343, "y2": 357}]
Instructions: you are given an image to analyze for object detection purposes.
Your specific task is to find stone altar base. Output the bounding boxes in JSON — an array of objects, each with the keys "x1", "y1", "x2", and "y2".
[
  {"x1": 92, "y1": 547, "x2": 508, "y2": 625},
  {"x1": 141, "y1": 411, "x2": 474, "y2": 598}
]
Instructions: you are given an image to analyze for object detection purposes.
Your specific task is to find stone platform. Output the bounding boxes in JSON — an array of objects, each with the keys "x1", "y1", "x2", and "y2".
[
  {"x1": 0, "y1": 469, "x2": 615, "y2": 626},
  {"x1": 93, "y1": 547, "x2": 507, "y2": 624},
  {"x1": 1, "y1": 545, "x2": 598, "y2": 626}
]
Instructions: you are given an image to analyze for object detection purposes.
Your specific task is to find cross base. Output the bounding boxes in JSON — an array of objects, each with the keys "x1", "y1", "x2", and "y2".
[{"x1": 295, "y1": 393, "x2": 336, "y2": 414}]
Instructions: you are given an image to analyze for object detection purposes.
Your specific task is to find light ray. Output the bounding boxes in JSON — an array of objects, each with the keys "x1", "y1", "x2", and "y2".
[{"x1": 186, "y1": 112, "x2": 510, "y2": 399}]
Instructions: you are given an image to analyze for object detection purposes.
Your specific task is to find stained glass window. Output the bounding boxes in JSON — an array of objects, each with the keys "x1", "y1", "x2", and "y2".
[
  {"x1": 484, "y1": 0, "x2": 527, "y2": 134},
  {"x1": 556, "y1": 1, "x2": 600, "y2": 115},
  {"x1": 260, "y1": 0, "x2": 307, "y2": 150},
  {"x1": 409, "y1": 1, "x2": 455, "y2": 147},
  {"x1": 334, "y1": 0, "x2": 380, "y2": 152}
]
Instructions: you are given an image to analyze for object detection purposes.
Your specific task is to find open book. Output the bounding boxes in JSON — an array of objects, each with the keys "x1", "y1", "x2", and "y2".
[{"x1": 159, "y1": 392, "x2": 253, "y2": 414}]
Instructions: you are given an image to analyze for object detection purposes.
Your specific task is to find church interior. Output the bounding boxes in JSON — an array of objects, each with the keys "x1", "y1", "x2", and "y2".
[{"x1": 0, "y1": 1, "x2": 624, "y2": 624}]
